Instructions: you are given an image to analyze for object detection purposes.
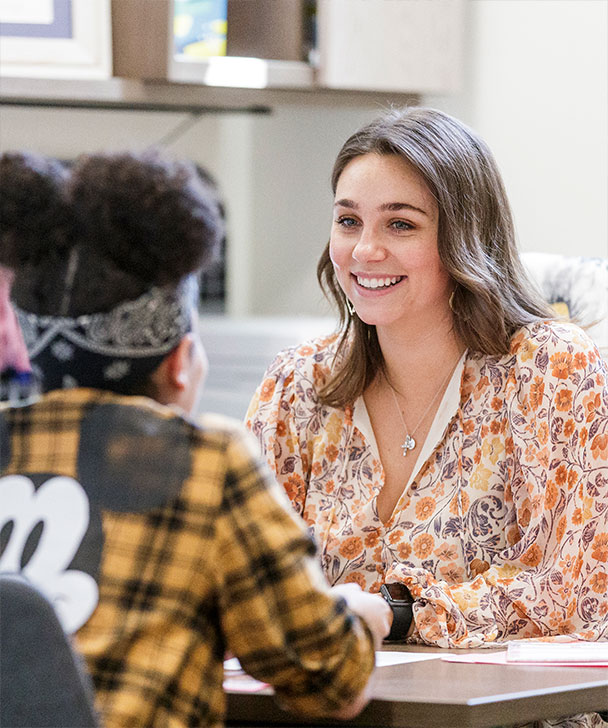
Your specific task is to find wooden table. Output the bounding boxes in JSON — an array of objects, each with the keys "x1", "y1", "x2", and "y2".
[{"x1": 226, "y1": 645, "x2": 608, "y2": 728}]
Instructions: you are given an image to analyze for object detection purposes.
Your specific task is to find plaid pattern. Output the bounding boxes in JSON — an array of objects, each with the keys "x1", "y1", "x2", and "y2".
[{"x1": 0, "y1": 389, "x2": 374, "y2": 728}]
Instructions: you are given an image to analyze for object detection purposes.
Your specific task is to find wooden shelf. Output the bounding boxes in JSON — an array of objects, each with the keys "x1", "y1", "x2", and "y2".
[
  {"x1": 0, "y1": 75, "x2": 417, "y2": 113},
  {"x1": 170, "y1": 56, "x2": 314, "y2": 90}
]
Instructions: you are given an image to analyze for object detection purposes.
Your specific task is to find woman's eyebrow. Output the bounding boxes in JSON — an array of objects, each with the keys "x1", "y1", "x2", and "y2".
[
  {"x1": 334, "y1": 198, "x2": 357, "y2": 208},
  {"x1": 334, "y1": 198, "x2": 428, "y2": 216},
  {"x1": 380, "y1": 201, "x2": 428, "y2": 216}
]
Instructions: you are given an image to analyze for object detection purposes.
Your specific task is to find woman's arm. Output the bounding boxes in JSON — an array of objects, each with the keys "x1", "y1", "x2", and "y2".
[{"x1": 246, "y1": 344, "x2": 315, "y2": 517}]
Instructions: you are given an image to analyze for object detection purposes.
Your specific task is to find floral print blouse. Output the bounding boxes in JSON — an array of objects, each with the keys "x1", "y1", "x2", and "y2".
[{"x1": 246, "y1": 321, "x2": 608, "y2": 651}]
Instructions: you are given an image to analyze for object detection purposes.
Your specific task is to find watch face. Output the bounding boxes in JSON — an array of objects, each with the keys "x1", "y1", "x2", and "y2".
[{"x1": 383, "y1": 582, "x2": 411, "y2": 603}]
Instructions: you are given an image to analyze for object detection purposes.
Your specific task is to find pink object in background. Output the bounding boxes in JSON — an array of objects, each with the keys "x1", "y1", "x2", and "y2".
[{"x1": 0, "y1": 265, "x2": 30, "y2": 373}]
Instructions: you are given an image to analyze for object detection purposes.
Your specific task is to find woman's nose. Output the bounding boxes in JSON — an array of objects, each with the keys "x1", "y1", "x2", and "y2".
[{"x1": 352, "y1": 230, "x2": 386, "y2": 262}]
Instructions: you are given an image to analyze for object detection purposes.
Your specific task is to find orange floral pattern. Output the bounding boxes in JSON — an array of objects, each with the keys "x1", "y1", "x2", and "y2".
[
  {"x1": 246, "y1": 322, "x2": 608, "y2": 653},
  {"x1": 258, "y1": 377, "x2": 276, "y2": 403}
]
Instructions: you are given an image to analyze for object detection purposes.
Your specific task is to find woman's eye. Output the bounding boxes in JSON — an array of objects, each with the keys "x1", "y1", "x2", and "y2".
[
  {"x1": 391, "y1": 220, "x2": 414, "y2": 231},
  {"x1": 336, "y1": 216, "x2": 359, "y2": 228}
]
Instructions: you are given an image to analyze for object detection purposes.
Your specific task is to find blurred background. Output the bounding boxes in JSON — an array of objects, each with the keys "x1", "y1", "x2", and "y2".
[{"x1": 1, "y1": 0, "x2": 606, "y2": 416}]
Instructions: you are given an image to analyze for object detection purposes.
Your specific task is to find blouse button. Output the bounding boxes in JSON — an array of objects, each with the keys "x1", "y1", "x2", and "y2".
[{"x1": 410, "y1": 482, "x2": 417, "y2": 491}]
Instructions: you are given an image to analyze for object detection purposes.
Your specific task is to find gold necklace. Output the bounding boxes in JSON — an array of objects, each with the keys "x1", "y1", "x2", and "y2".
[{"x1": 388, "y1": 359, "x2": 459, "y2": 457}]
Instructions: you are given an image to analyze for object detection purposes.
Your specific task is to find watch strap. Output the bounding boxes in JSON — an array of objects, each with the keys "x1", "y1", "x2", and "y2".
[{"x1": 381, "y1": 584, "x2": 414, "y2": 642}]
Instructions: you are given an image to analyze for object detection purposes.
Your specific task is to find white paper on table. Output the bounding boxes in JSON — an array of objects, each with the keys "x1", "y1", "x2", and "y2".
[
  {"x1": 223, "y1": 676, "x2": 268, "y2": 693},
  {"x1": 507, "y1": 640, "x2": 608, "y2": 664},
  {"x1": 223, "y1": 657, "x2": 269, "y2": 692},
  {"x1": 375, "y1": 651, "x2": 441, "y2": 667},
  {"x1": 223, "y1": 657, "x2": 243, "y2": 673},
  {"x1": 225, "y1": 652, "x2": 440, "y2": 674},
  {"x1": 441, "y1": 651, "x2": 608, "y2": 667}
]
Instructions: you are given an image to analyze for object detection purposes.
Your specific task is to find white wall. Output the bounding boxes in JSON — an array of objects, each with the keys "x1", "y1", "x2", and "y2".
[
  {"x1": 0, "y1": 105, "x2": 219, "y2": 164},
  {"x1": 240, "y1": 104, "x2": 380, "y2": 316},
  {"x1": 426, "y1": 0, "x2": 608, "y2": 259}
]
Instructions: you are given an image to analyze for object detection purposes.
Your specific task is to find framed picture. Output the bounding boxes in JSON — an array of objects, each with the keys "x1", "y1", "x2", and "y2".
[
  {"x1": 111, "y1": 0, "x2": 312, "y2": 89},
  {"x1": 0, "y1": 0, "x2": 112, "y2": 79}
]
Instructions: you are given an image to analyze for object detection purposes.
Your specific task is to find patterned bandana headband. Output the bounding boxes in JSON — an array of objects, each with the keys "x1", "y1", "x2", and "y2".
[{"x1": 15, "y1": 276, "x2": 199, "y2": 394}]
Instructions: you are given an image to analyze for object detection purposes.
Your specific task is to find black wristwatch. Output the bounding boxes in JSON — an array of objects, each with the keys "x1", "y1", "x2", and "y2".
[{"x1": 380, "y1": 583, "x2": 414, "y2": 642}]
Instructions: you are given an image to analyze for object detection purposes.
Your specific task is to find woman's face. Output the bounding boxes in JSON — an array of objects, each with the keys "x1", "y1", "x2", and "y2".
[{"x1": 329, "y1": 153, "x2": 452, "y2": 333}]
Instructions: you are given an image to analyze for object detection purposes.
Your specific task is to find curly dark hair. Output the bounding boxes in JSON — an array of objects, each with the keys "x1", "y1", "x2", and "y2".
[
  {"x1": 1, "y1": 149, "x2": 224, "y2": 316},
  {"x1": 0, "y1": 152, "x2": 72, "y2": 267}
]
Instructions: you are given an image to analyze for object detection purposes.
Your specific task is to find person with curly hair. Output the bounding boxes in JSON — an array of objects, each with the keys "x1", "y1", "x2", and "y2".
[
  {"x1": 0, "y1": 150, "x2": 390, "y2": 728},
  {"x1": 246, "y1": 108, "x2": 608, "y2": 728}
]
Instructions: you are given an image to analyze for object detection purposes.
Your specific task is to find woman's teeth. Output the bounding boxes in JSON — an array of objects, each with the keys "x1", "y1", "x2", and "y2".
[{"x1": 356, "y1": 275, "x2": 403, "y2": 289}]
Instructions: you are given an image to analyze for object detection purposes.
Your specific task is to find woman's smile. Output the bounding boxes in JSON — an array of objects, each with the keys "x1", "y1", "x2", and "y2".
[{"x1": 353, "y1": 273, "x2": 405, "y2": 290}]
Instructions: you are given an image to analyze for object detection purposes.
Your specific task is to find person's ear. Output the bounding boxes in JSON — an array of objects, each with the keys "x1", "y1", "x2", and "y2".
[
  {"x1": 148, "y1": 334, "x2": 194, "y2": 404},
  {"x1": 166, "y1": 334, "x2": 196, "y2": 391},
  {"x1": 148, "y1": 332, "x2": 207, "y2": 413}
]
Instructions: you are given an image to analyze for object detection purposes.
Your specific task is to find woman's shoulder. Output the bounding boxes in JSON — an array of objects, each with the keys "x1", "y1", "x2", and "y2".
[
  {"x1": 247, "y1": 332, "x2": 342, "y2": 426},
  {"x1": 264, "y1": 332, "x2": 342, "y2": 380},
  {"x1": 501, "y1": 320, "x2": 606, "y2": 395},
  {"x1": 509, "y1": 319, "x2": 603, "y2": 361}
]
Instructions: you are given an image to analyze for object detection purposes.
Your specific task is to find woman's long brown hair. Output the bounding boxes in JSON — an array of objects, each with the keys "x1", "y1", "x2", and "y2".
[{"x1": 317, "y1": 107, "x2": 554, "y2": 408}]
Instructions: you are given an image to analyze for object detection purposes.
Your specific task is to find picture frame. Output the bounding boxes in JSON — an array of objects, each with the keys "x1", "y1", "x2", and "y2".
[
  {"x1": 0, "y1": 0, "x2": 112, "y2": 79},
  {"x1": 111, "y1": 0, "x2": 312, "y2": 89}
]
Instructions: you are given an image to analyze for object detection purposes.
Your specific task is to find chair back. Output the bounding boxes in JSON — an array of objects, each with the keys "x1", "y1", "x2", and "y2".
[
  {"x1": 522, "y1": 252, "x2": 608, "y2": 360},
  {"x1": 0, "y1": 574, "x2": 99, "y2": 727}
]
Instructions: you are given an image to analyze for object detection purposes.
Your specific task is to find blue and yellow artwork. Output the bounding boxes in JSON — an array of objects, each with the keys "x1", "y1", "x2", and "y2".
[{"x1": 174, "y1": 0, "x2": 227, "y2": 58}]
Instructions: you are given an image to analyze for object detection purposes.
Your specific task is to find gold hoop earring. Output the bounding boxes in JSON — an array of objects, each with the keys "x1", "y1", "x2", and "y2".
[
  {"x1": 449, "y1": 290, "x2": 456, "y2": 313},
  {"x1": 346, "y1": 299, "x2": 355, "y2": 316}
]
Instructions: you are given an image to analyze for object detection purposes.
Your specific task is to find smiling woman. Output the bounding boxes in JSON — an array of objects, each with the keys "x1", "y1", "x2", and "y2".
[{"x1": 246, "y1": 105, "x2": 608, "y2": 728}]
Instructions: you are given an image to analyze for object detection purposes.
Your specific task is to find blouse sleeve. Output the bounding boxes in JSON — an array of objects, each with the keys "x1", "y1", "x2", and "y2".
[
  {"x1": 245, "y1": 346, "x2": 311, "y2": 517},
  {"x1": 387, "y1": 324, "x2": 608, "y2": 648}
]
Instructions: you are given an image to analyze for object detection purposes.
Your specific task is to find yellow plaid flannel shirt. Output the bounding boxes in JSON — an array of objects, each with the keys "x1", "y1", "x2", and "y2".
[{"x1": 0, "y1": 388, "x2": 374, "y2": 728}]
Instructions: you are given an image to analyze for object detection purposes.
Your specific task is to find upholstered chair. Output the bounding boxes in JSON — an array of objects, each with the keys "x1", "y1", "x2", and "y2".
[{"x1": 521, "y1": 252, "x2": 608, "y2": 361}]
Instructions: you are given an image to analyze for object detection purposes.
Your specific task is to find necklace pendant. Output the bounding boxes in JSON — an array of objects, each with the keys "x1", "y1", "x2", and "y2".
[{"x1": 401, "y1": 434, "x2": 416, "y2": 455}]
